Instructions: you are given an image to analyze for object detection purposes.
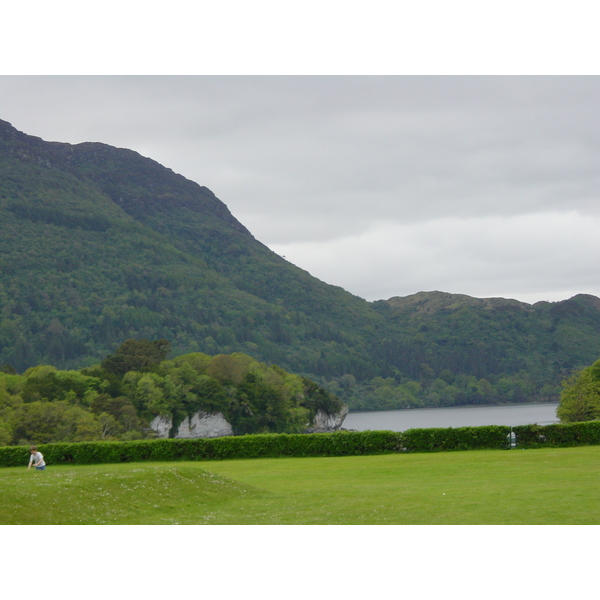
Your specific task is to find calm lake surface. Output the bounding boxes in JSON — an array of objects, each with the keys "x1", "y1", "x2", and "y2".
[{"x1": 343, "y1": 402, "x2": 560, "y2": 432}]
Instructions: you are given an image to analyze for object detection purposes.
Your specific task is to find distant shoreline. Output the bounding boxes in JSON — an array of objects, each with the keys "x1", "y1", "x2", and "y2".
[{"x1": 348, "y1": 400, "x2": 559, "y2": 415}]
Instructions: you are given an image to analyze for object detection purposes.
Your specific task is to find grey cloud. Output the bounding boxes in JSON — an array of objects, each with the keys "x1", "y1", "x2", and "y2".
[{"x1": 271, "y1": 212, "x2": 600, "y2": 302}]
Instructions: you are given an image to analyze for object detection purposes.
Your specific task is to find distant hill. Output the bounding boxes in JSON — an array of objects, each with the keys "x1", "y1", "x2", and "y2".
[
  {"x1": 384, "y1": 290, "x2": 530, "y2": 313},
  {"x1": 2, "y1": 118, "x2": 600, "y2": 410},
  {"x1": 373, "y1": 291, "x2": 600, "y2": 378}
]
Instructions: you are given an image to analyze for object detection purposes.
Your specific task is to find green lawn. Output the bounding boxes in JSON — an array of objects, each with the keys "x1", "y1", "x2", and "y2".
[{"x1": 2, "y1": 446, "x2": 600, "y2": 524}]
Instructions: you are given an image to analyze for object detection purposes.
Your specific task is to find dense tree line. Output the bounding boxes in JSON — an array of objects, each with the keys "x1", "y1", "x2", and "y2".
[
  {"x1": 0, "y1": 339, "x2": 343, "y2": 446},
  {"x1": 319, "y1": 367, "x2": 558, "y2": 412}
]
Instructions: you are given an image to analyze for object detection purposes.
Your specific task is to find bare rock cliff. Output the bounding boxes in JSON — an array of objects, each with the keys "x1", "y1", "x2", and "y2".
[
  {"x1": 305, "y1": 405, "x2": 349, "y2": 433},
  {"x1": 150, "y1": 405, "x2": 349, "y2": 439}
]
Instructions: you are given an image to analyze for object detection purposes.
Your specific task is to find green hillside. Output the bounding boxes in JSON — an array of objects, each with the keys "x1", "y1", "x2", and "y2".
[
  {"x1": 0, "y1": 118, "x2": 384, "y2": 380},
  {"x1": 355, "y1": 291, "x2": 600, "y2": 410},
  {"x1": 2, "y1": 118, "x2": 600, "y2": 410},
  {"x1": 374, "y1": 291, "x2": 600, "y2": 378}
]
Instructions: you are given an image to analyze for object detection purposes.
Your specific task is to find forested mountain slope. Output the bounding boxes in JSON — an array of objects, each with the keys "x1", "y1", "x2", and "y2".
[
  {"x1": 374, "y1": 291, "x2": 600, "y2": 378},
  {"x1": 0, "y1": 118, "x2": 385, "y2": 379},
  {"x1": 2, "y1": 119, "x2": 600, "y2": 410}
]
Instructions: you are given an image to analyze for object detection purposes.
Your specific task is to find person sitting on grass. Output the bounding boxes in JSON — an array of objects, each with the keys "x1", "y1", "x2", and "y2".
[{"x1": 27, "y1": 446, "x2": 46, "y2": 471}]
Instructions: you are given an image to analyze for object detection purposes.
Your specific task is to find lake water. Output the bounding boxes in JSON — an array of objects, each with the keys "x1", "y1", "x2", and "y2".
[{"x1": 343, "y1": 402, "x2": 560, "y2": 432}]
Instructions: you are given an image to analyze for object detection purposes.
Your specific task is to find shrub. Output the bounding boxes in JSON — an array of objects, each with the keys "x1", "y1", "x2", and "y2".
[
  {"x1": 8, "y1": 420, "x2": 600, "y2": 469},
  {"x1": 513, "y1": 421, "x2": 600, "y2": 448},
  {"x1": 0, "y1": 445, "x2": 30, "y2": 467},
  {"x1": 0, "y1": 430, "x2": 402, "y2": 467},
  {"x1": 402, "y1": 425, "x2": 511, "y2": 452}
]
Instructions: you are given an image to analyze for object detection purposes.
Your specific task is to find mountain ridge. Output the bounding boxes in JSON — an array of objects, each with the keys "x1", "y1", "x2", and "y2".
[
  {"x1": 384, "y1": 290, "x2": 533, "y2": 314},
  {"x1": 0, "y1": 118, "x2": 250, "y2": 235}
]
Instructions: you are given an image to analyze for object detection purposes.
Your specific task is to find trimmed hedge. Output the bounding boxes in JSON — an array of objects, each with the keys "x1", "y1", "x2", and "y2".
[
  {"x1": 402, "y1": 425, "x2": 511, "y2": 453},
  {"x1": 0, "y1": 445, "x2": 31, "y2": 467},
  {"x1": 513, "y1": 421, "x2": 600, "y2": 449},
  {"x1": 0, "y1": 430, "x2": 403, "y2": 467},
  {"x1": 4, "y1": 421, "x2": 600, "y2": 467}
]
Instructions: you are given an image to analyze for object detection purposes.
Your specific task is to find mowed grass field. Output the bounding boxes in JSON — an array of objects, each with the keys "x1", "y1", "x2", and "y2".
[{"x1": 1, "y1": 445, "x2": 600, "y2": 524}]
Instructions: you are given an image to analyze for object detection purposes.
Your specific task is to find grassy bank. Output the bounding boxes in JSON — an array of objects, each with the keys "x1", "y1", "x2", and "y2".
[{"x1": 2, "y1": 446, "x2": 599, "y2": 524}]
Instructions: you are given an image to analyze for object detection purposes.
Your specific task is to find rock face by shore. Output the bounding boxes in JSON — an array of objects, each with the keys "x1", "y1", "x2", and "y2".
[
  {"x1": 176, "y1": 412, "x2": 234, "y2": 438},
  {"x1": 305, "y1": 405, "x2": 349, "y2": 433},
  {"x1": 150, "y1": 405, "x2": 349, "y2": 439},
  {"x1": 150, "y1": 412, "x2": 234, "y2": 439}
]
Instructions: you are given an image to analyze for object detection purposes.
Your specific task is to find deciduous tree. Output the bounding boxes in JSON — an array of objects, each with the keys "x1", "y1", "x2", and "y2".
[{"x1": 557, "y1": 365, "x2": 600, "y2": 422}]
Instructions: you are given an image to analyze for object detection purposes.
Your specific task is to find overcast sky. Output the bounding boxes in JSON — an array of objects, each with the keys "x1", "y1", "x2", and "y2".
[{"x1": 1, "y1": 75, "x2": 599, "y2": 304}]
